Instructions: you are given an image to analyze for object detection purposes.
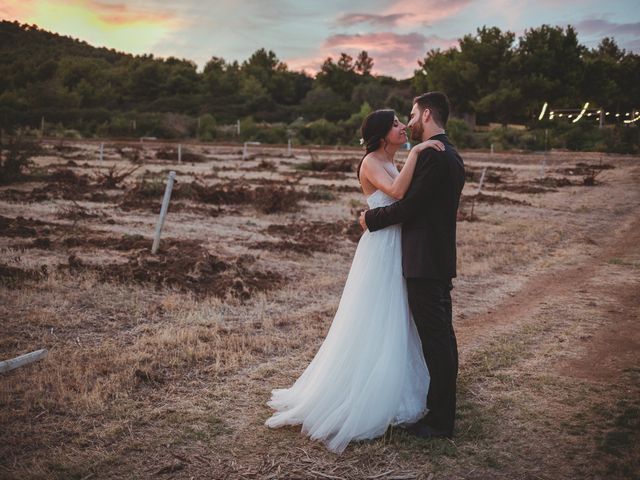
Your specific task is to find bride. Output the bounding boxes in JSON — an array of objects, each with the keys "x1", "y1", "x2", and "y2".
[{"x1": 265, "y1": 109, "x2": 445, "y2": 453}]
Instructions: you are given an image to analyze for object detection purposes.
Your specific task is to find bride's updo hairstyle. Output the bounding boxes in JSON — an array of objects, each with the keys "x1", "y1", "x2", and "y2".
[{"x1": 357, "y1": 109, "x2": 395, "y2": 181}]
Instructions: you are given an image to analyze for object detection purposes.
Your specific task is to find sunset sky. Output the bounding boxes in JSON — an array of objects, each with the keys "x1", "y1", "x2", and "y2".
[{"x1": 1, "y1": 0, "x2": 639, "y2": 78}]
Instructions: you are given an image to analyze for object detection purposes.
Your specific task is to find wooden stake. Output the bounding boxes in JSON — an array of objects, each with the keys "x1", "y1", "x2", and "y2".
[
  {"x1": 477, "y1": 166, "x2": 487, "y2": 194},
  {"x1": 470, "y1": 166, "x2": 488, "y2": 219},
  {"x1": 0, "y1": 349, "x2": 48, "y2": 374},
  {"x1": 151, "y1": 171, "x2": 176, "y2": 254},
  {"x1": 99, "y1": 142, "x2": 104, "y2": 162},
  {"x1": 178, "y1": 144, "x2": 182, "y2": 164},
  {"x1": 242, "y1": 141, "x2": 260, "y2": 160}
]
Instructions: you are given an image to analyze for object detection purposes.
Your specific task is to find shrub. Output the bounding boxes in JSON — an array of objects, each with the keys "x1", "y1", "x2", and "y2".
[
  {"x1": 197, "y1": 113, "x2": 217, "y2": 141},
  {"x1": 0, "y1": 134, "x2": 41, "y2": 184},
  {"x1": 299, "y1": 119, "x2": 342, "y2": 145}
]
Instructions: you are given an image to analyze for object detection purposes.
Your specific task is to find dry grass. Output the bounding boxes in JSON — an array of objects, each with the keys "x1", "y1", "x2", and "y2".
[{"x1": 1, "y1": 143, "x2": 639, "y2": 479}]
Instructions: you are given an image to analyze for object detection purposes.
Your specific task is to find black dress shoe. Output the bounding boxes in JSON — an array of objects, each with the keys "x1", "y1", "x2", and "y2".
[{"x1": 404, "y1": 421, "x2": 453, "y2": 439}]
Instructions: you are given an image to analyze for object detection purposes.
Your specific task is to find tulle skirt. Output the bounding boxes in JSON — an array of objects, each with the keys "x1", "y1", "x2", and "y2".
[{"x1": 265, "y1": 223, "x2": 430, "y2": 453}]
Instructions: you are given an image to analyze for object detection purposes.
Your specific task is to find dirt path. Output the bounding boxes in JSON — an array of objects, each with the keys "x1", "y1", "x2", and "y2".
[{"x1": 458, "y1": 214, "x2": 640, "y2": 361}]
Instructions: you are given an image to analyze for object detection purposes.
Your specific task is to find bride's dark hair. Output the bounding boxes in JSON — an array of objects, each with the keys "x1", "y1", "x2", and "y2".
[{"x1": 357, "y1": 109, "x2": 396, "y2": 181}]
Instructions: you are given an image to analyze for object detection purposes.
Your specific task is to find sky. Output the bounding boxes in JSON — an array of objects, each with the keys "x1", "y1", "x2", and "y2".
[{"x1": 1, "y1": 0, "x2": 639, "y2": 79}]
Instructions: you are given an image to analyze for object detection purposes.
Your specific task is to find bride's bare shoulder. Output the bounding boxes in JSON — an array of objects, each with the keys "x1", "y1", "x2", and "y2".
[{"x1": 360, "y1": 153, "x2": 381, "y2": 170}]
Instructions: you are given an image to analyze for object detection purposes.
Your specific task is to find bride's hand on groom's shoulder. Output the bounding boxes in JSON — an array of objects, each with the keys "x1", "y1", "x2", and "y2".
[{"x1": 413, "y1": 139, "x2": 445, "y2": 154}]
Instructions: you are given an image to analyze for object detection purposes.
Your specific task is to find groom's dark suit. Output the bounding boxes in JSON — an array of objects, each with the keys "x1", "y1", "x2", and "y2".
[{"x1": 365, "y1": 133, "x2": 464, "y2": 435}]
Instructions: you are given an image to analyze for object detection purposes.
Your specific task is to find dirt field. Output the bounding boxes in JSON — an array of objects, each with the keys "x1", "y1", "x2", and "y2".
[{"x1": 1, "y1": 140, "x2": 639, "y2": 479}]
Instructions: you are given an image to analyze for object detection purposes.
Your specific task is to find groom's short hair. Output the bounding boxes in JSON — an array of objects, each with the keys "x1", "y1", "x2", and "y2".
[{"x1": 414, "y1": 92, "x2": 450, "y2": 128}]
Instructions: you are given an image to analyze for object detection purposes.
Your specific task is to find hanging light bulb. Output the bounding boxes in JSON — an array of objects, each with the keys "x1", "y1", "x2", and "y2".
[
  {"x1": 572, "y1": 102, "x2": 589, "y2": 123},
  {"x1": 538, "y1": 102, "x2": 548, "y2": 121}
]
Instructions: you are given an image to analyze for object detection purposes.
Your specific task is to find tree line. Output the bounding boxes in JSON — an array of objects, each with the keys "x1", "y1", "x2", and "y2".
[{"x1": 0, "y1": 20, "x2": 637, "y2": 151}]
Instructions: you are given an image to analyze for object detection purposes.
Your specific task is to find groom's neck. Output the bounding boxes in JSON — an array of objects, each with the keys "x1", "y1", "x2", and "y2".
[{"x1": 422, "y1": 123, "x2": 445, "y2": 141}]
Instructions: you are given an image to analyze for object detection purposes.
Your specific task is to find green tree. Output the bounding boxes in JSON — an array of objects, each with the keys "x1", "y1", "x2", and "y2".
[
  {"x1": 515, "y1": 25, "x2": 585, "y2": 115},
  {"x1": 316, "y1": 54, "x2": 359, "y2": 99}
]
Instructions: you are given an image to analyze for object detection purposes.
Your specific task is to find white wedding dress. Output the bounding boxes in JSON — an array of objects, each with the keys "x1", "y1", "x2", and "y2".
[{"x1": 265, "y1": 188, "x2": 430, "y2": 454}]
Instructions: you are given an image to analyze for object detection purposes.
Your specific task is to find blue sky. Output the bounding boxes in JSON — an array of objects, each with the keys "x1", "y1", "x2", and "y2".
[{"x1": 2, "y1": 0, "x2": 639, "y2": 78}]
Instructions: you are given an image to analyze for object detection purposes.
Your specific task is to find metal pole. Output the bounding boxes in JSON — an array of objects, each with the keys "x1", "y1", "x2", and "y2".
[
  {"x1": 151, "y1": 171, "x2": 176, "y2": 254},
  {"x1": 287, "y1": 138, "x2": 292, "y2": 156},
  {"x1": 99, "y1": 142, "x2": 104, "y2": 162}
]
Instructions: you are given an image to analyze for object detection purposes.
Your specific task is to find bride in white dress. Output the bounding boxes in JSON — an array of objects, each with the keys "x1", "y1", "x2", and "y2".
[{"x1": 265, "y1": 109, "x2": 445, "y2": 454}]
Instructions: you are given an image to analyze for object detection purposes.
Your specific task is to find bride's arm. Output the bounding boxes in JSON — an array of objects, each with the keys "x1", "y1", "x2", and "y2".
[{"x1": 362, "y1": 140, "x2": 444, "y2": 200}]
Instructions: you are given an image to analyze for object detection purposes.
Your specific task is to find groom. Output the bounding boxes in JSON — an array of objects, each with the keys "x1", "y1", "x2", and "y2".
[{"x1": 359, "y1": 91, "x2": 465, "y2": 439}]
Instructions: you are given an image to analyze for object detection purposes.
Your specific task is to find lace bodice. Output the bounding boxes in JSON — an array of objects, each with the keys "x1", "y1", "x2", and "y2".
[{"x1": 366, "y1": 189, "x2": 397, "y2": 209}]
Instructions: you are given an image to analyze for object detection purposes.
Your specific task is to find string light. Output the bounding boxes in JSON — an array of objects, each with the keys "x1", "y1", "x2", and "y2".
[
  {"x1": 572, "y1": 102, "x2": 589, "y2": 123},
  {"x1": 540, "y1": 103, "x2": 638, "y2": 124},
  {"x1": 624, "y1": 111, "x2": 640, "y2": 124},
  {"x1": 538, "y1": 102, "x2": 548, "y2": 121}
]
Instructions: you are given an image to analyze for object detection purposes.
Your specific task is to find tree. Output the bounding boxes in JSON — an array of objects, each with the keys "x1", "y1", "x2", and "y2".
[
  {"x1": 355, "y1": 51, "x2": 374, "y2": 75},
  {"x1": 515, "y1": 25, "x2": 585, "y2": 114},
  {"x1": 351, "y1": 82, "x2": 389, "y2": 110},
  {"x1": 203, "y1": 56, "x2": 239, "y2": 96},
  {"x1": 316, "y1": 54, "x2": 359, "y2": 99},
  {"x1": 130, "y1": 61, "x2": 164, "y2": 100},
  {"x1": 415, "y1": 48, "x2": 479, "y2": 116}
]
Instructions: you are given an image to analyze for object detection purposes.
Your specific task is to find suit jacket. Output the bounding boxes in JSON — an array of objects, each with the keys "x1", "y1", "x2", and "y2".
[{"x1": 364, "y1": 133, "x2": 465, "y2": 279}]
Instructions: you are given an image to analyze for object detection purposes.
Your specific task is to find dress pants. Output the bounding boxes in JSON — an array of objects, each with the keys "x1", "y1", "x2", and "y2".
[{"x1": 406, "y1": 278, "x2": 458, "y2": 434}]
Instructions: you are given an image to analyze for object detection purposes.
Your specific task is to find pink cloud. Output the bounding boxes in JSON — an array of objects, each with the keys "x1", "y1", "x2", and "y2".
[
  {"x1": 84, "y1": 1, "x2": 175, "y2": 24},
  {"x1": 381, "y1": 0, "x2": 473, "y2": 27},
  {"x1": 287, "y1": 32, "x2": 458, "y2": 79},
  {"x1": 0, "y1": 0, "x2": 36, "y2": 20},
  {"x1": 335, "y1": 0, "x2": 473, "y2": 29},
  {"x1": 335, "y1": 13, "x2": 411, "y2": 27}
]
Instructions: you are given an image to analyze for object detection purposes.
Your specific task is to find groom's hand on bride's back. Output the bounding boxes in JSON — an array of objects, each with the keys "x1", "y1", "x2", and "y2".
[{"x1": 359, "y1": 210, "x2": 368, "y2": 231}]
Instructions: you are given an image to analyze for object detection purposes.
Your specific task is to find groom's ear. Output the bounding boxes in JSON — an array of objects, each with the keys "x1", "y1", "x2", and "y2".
[{"x1": 422, "y1": 108, "x2": 431, "y2": 124}]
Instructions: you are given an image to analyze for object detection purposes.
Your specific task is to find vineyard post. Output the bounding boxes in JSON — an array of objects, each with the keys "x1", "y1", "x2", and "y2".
[{"x1": 151, "y1": 171, "x2": 176, "y2": 254}]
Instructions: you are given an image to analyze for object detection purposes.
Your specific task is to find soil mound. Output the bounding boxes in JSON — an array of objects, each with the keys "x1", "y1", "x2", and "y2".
[
  {"x1": 65, "y1": 246, "x2": 283, "y2": 299},
  {"x1": 0, "y1": 215, "x2": 55, "y2": 237},
  {"x1": 0, "y1": 264, "x2": 48, "y2": 287},
  {"x1": 156, "y1": 147, "x2": 206, "y2": 163},
  {"x1": 462, "y1": 193, "x2": 531, "y2": 206},
  {"x1": 121, "y1": 180, "x2": 303, "y2": 214},
  {"x1": 249, "y1": 220, "x2": 362, "y2": 253}
]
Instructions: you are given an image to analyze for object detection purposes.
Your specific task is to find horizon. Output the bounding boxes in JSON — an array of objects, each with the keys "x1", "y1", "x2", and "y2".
[{"x1": 1, "y1": 0, "x2": 639, "y2": 79}]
